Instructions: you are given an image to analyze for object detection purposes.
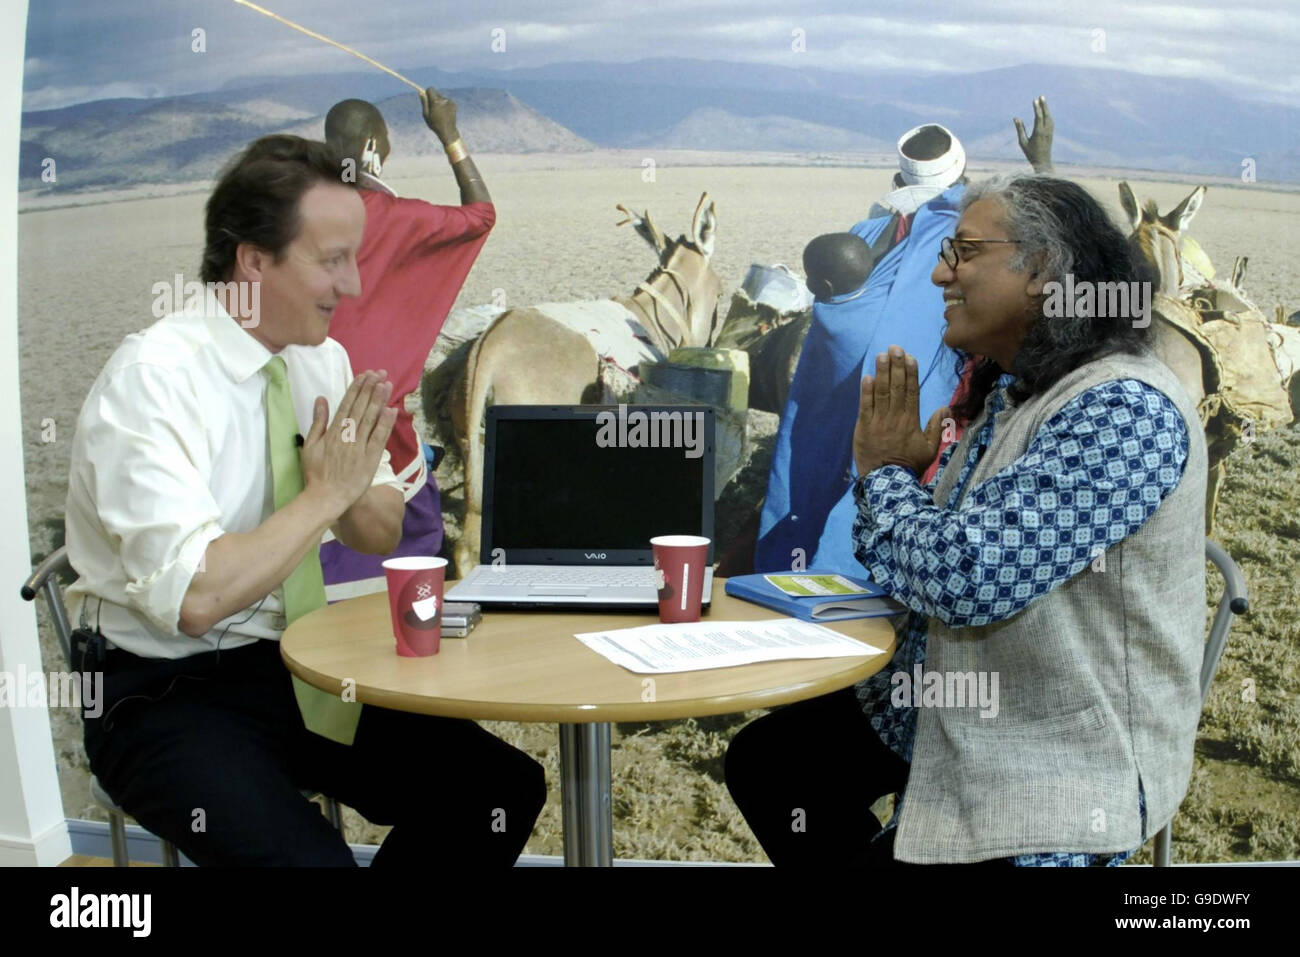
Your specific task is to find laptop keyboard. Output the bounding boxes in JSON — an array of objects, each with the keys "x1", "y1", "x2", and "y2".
[{"x1": 475, "y1": 566, "x2": 659, "y2": 588}]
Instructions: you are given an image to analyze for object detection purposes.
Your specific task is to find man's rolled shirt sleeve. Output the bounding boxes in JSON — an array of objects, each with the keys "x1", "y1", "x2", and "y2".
[
  {"x1": 851, "y1": 380, "x2": 1190, "y2": 629},
  {"x1": 79, "y1": 363, "x2": 226, "y2": 635}
]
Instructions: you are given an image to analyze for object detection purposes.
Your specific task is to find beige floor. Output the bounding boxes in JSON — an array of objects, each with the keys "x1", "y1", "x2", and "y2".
[{"x1": 59, "y1": 855, "x2": 157, "y2": 867}]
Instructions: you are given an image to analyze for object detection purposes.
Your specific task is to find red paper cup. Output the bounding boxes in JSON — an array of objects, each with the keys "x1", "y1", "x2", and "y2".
[
  {"x1": 650, "y1": 535, "x2": 711, "y2": 623},
  {"x1": 382, "y1": 557, "x2": 447, "y2": 657}
]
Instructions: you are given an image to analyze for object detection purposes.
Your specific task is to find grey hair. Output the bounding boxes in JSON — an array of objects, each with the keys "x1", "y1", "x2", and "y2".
[
  {"x1": 960, "y1": 172, "x2": 1075, "y2": 282},
  {"x1": 947, "y1": 173, "x2": 1157, "y2": 424}
]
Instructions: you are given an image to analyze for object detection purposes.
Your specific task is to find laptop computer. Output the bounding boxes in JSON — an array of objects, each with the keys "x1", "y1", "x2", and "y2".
[{"x1": 446, "y1": 404, "x2": 716, "y2": 608}]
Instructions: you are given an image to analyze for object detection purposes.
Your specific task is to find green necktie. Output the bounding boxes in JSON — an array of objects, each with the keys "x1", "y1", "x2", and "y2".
[{"x1": 264, "y1": 355, "x2": 362, "y2": 746}]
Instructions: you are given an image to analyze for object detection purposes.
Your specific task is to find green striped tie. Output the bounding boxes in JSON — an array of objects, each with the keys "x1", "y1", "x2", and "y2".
[{"x1": 264, "y1": 355, "x2": 362, "y2": 746}]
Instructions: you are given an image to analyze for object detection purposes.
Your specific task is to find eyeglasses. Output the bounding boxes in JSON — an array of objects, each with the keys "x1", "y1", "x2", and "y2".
[{"x1": 939, "y1": 235, "x2": 1021, "y2": 269}]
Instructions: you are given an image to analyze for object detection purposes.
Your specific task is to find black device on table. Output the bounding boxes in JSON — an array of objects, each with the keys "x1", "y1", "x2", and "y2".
[{"x1": 446, "y1": 404, "x2": 717, "y2": 609}]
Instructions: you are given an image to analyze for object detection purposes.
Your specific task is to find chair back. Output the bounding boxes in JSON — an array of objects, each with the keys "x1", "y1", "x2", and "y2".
[
  {"x1": 1201, "y1": 539, "x2": 1249, "y2": 703},
  {"x1": 20, "y1": 545, "x2": 76, "y2": 670},
  {"x1": 1154, "y1": 538, "x2": 1249, "y2": 867}
]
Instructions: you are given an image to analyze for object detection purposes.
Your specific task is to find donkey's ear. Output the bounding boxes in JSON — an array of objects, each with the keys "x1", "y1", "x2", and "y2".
[
  {"x1": 1230, "y1": 255, "x2": 1248, "y2": 290},
  {"x1": 691, "y1": 192, "x2": 716, "y2": 259},
  {"x1": 616, "y1": 203, "x2": 667, "y2": 254},
  {"x1": 642, "y1": 211, "x2": 669, "y2": 255},
  {"x1": 1163, "y1": 185, "x2": 1206, "y2": 235},
  {"x1": 1118, "y1": 182, "x2": 1141, "y2": 232}
]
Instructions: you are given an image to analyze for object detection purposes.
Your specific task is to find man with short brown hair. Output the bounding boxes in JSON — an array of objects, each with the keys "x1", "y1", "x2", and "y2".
[{"x1": 67, "y1": 134, "x2": 544, "y2": 866}]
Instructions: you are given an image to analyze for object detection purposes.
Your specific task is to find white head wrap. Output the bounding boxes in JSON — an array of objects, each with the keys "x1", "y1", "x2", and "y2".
[{"x1": 897, "y1": 124, "x2": 965, "y2": 188}]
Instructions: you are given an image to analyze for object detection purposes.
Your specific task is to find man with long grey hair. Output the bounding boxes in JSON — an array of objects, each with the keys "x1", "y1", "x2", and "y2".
[
  {"x1": 727, "y1": 173, "x2": 1206, "y2": 868},
  {"x1": 758, "y1": 99, "x2": 1056, "y2": 578}
]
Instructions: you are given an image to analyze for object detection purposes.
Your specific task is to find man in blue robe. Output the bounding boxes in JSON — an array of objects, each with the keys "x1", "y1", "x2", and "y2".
[{"x1": 756, "y1": 124, "x2": 967, "y2": 575}]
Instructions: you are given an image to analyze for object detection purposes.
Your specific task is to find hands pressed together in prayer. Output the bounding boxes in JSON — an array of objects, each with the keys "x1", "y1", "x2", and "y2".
[
  {"x1": 852, "y1": 345, "x2": 951, "y2": 479},
  {"x1": 301, "y1": 369, "x2": 398, "y2": 520}
]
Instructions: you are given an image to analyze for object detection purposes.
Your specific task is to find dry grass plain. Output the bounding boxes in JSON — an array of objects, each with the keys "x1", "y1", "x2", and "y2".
[{"x1": 18, "y1": 151, "x2": 1300, "y2": 863}]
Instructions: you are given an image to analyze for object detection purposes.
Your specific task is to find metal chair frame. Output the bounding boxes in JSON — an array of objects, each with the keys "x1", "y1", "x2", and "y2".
[
  {"x1": 21, "y1": 546, "x2": 346, "y2": 866},
  {"x1": 21, "y1": 537, "x2": 1251, "y2": 867},
  {"x1": 1151, "y1": 538, "x2": 1249, "y2": 866}
]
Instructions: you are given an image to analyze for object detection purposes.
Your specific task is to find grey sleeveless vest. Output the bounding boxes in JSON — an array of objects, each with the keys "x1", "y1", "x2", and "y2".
[{"x1": 893, "y1": 348, "x2": 1208, "y2": 863}]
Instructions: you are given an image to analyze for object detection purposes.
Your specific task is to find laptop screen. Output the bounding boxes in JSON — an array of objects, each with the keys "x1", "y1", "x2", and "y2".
[{"x1": 481, "y1": 405, "x2": 715, "y2": 566}]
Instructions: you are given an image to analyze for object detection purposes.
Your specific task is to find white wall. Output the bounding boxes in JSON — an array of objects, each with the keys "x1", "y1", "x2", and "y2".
[{"x1": 0, "y1": 0, "x2": 69, "y2": 867}]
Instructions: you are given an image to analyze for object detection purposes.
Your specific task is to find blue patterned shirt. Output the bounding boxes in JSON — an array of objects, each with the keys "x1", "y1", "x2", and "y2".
[{"x1": 851, "y1": 373, "x2": 1189, "y2": 866}]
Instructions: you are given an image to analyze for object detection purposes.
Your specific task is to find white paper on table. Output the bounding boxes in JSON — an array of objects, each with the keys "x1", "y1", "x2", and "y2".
[{"x1": 573, "y1": 618, "x2": 886, "y2": 675}]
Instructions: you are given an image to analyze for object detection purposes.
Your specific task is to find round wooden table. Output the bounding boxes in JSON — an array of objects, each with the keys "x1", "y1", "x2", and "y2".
[{"x1": 280, "y1": 578, "x2": 897, "y2": 866}]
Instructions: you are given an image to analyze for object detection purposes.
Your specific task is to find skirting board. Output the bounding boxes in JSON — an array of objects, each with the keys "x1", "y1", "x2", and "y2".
[
  {"x1": 66, "y1": 818, "x2": 518, "y2": 866},
  {"x1": 0, "y1": 818, "x2": 73, "y2": 866},
  {"x1": 63, "y1": 821, "x2": 1295, "y2": 866},
  {"x1": 62, "y1": 819, "x2": 769, "y2": 866}
]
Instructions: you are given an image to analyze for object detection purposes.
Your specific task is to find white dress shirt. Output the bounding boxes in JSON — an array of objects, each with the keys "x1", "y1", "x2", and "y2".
[{"x1": 65, "y1": 292, "x2": 402, "y2": 659}]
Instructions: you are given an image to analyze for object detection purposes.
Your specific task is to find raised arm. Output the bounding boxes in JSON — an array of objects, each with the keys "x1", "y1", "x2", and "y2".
[
  {"x1": 1014, "y1": 95, "x2": 1055, "y2": 174},
  {"x1": 420, "y1": 86, "x2": 492, "y2": 206}
]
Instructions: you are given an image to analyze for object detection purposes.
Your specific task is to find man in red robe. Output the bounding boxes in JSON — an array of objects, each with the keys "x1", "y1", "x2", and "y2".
[{"x1": 321, "y1": 89, "x2": 493, "y2": 598}]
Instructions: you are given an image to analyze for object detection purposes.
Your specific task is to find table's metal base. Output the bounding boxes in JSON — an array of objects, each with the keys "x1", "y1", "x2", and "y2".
[{"x1": 559, "y1": 722, "x2": 613, "y2": 866}]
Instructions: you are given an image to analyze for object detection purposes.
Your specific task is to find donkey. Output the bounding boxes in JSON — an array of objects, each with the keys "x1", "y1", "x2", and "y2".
[
  {"x1": 1120, "y1": 182, "x2": 1298, "y2": 531},
  {"x1": 1118, "y1": 182, "x2": 1210, "y2": 406},
  {"x1": 450, "y1": 192, "x2": 722, "y2": 575},
  {"x1": 1120, "y1": 183, "x2": 1206, "y2": 298}
]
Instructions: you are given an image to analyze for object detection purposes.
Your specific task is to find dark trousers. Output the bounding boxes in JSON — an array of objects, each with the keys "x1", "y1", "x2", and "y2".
[
  {"x1": 724, "y1": 687, "x2": 1012, "y2": 868},
  {"x1": 84, "y1": 638, "x2": 546, "y2": 867}
]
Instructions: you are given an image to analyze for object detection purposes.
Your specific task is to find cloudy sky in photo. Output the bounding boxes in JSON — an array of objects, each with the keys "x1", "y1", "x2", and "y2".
[{"x1": 21, "y1": 0, "x2": 1299, "y2": 110}]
